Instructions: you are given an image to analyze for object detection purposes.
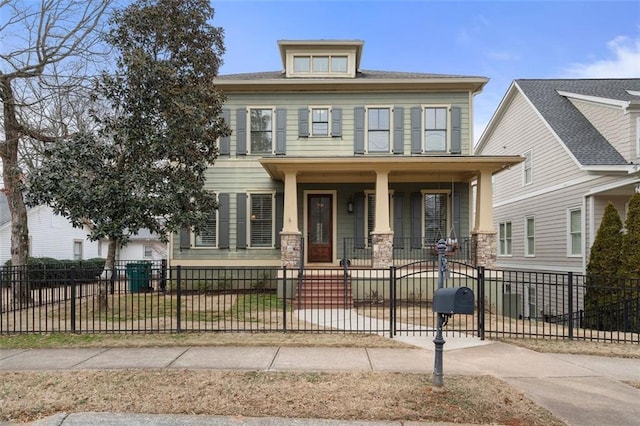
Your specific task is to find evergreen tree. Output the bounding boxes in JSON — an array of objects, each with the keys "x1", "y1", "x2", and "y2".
[{"x1": 618, "y1": 193, "x2": 640, "y2": 332}]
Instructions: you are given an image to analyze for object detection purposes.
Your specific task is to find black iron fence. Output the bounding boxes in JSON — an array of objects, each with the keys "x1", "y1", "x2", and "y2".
[{"x1": 1, "y1": 261, "x2": 638, "y2": 343}]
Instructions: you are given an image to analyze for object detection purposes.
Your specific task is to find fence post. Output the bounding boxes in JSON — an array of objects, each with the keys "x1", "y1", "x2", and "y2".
[
  {"x1": 176, "y1": 265, "x2": 182, "y2": 333},
  {"x1": 568, "y1": 272, "x2": 574, "y2": 340},
  {"x1": 477, "y1": 266, "x2": 485, "y2": 341},
  {"x1": 282, "y1": 266, "x2": 287, "y2": 334},
  {"x1": 389, "y1": 266, "x2": 396, "y2": 338},
  {"x1": 70, "y1": 266, "x2": 77, "y2": 333},
  {"x1": 160, "y1": 259, "x2": 167, "y2": 292}
]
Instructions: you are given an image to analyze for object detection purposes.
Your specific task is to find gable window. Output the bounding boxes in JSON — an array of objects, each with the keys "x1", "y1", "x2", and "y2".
[
  {"x1": 367, "y1": 107, "x2": 391, "y2": 153},
  {"x1": 498, "y1": 221, "x2": 512, "y2": 256},
  {"x1": 424, "y1": 107, "x2": 448, "y2": 151},
  {"x1": 73, "y1": 240, "x2": 83, "y2": 261},
  {"x1": 143, "y1": 245, "x2": 153, "y2": 258},
  {"x1": 249, "y1": 108, "x2": 273, "y2": 154},
  {"x1": 424, "y1": 192, "x2": 448, "y2": 244},
  {"x1": 249, "y1": 193, "x2": 274, "y2": 248},
  {"x1": 194, "y1": 210, "x2": 217, "y2": 248},
  {"x1": 525, "y1": 216, "x2": 535, "y2": 256},
  {"x1": 523, "y1": 150, "x2": 533, "y2": 185},
  {"x1": 311, "y1": 108, "x2": 329, "y2": 136},
  {"x1": 568, "y1": 208, "x2": 582, "y2": 256}
]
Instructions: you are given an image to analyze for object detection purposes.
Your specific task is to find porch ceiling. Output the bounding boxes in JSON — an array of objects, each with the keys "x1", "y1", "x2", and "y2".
[{"x1": 259, "y1": 156, "x2": 524, "y2": 183}]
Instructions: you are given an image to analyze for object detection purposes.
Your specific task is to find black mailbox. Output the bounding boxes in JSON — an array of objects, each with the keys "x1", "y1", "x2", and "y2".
[{"x1": 432, "y1": 287, "x2": 474, "y2": 315}]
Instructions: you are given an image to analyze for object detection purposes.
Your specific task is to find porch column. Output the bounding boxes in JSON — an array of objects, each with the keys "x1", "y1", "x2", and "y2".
[
  {"x1": 280, "y1": 170, "x2": 302, "y2": 268},
  {"x1": 472, "y1": 169, "x2": 496, "y2": 268},
  {"x1": 371, "y1": 169, "x2": 393, "y2": 269}
]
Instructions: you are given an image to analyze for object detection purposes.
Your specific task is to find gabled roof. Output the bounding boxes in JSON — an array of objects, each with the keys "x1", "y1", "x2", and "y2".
[{"x1": 478, "y1": 79, "x2": 640, "y2": 166}]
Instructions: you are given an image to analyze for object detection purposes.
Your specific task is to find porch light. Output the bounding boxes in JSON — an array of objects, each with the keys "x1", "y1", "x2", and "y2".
[{"x1": 347, "y1": 198, "x2": 354, "y2": 214}]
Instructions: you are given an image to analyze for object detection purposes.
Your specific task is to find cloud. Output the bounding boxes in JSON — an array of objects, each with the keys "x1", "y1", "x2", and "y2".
[{"x1": 563, "y1": 36, "x2": 640, "y2": 78}]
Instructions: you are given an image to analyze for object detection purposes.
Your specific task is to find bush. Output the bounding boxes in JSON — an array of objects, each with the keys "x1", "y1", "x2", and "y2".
[{"x1": 1, "y1": 256, "x2": 106, "y2": 288}]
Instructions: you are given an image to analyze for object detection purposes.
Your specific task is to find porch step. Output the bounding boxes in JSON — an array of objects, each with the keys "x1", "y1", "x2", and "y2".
[{"x1": 296, "y1": 274, "x2": 353, "y2": 309}]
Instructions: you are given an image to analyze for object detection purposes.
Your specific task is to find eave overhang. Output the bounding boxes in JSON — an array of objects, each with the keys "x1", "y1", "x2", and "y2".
[{"x1": 259, "y1": 156, "x2": 524, "y2": 184}]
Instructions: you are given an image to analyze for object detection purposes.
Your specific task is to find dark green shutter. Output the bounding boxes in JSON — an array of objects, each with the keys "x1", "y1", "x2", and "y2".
[
  {"x1": 450, "y1": 106, "x2": 461, "y2": 154},
  {"x1": 236, "y1": 193, "x2": 247, "y2": 249},
  {"x1": 218, "y1": 193, "x2": 230, "y2": 249},
  {"x1": 180, "y1": 227, "x2": 191, "y2": 250},
  {"x1": 411, "y1": 107, "x2": 422, "y2": 154},
  {"x1": 354, "y1": 107, "x2": 365, "y2": 154},
  {"x1": 354, "y1": 192, "x2": 366, "y2": 249},
  {"x1": 393, "y1": 193, "x2": 404, "y2": 248},
  {"x1": 451, "y1": 191, "x2": 460, "y2": 241},
  {"x1": 219, "y1": 109, "x2": 230, "y2": 155},
  {"x1": 275, "y1": 108, "x2": 286, "y2": 155},
  {"x1": 331, "y1": 107, "x2": 342, "y2": 137},
  {"x1": 275, "y1": 192, "x2": 284, "y2": 248},
  {"x1": 298, "y1": 108, "x2": 309, "y2": 137},
  {"x1": 410, "y1": 192, "x2": 422, "y2": 249},
  {"x1": 393, "y1": 107, "x2": 404, "y2": 154},
  {"x1": 236, "y1": 108, "x2": 246, "y2": 155}
]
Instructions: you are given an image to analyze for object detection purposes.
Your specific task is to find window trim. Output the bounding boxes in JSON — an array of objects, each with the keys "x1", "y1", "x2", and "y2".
[
  {"x1": 498, "y1": 220, "x2": 513, "y2": 256},
  {"x1": 523, "y1": 149, "x2": 533, "y2": 186},
  {"x1": 247, "y1": 106, "x2": 275, "y2": 155},
  {"x1": 287, "y1": 51, "x2": 355, "y2": 78},
  {"x1": 143, "y1": 245, "x2": 153, "y2": 258},
  {"x1": 423, "y1": 105, "x2": 450, "y2": 152},
  {"x1": 525, "y1": 216, "x2": 535, "y2": 257},
  {"x1": 421, "y1": 189, "x2": 451, "y2": 246},
  {"x1": 308, "y1": 106, "x2": 332, "y2": 137},
  {"x1": 73, "y1": 240, "x2": 83, "y2": 261},
  {"x1": 247, "y1": 191, "x2": 276, "y2": 249},
  {"x1": 567, "y1": 208, "x2": 583, "y2": 257},
  {"x1": 365, "y1": 105, "x2": 393, "y2": 154},
  {"x1": 192, "y1": 199, "x2": 218, "y2": 249}
]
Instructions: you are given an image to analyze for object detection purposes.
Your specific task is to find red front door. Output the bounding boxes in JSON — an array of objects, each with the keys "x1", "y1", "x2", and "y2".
[{"x1": 307, "y1": 194, "x2": 333, "y2": 263}]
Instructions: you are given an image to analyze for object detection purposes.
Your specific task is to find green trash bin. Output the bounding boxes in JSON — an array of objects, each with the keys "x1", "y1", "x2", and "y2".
[{"x1": 126, "y1": 262, "x2": 151, "y2": 293}]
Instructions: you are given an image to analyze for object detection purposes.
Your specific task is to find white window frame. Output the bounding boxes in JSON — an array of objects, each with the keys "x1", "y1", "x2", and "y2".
[
  {"x1": 309, "y1": 106, "x2": 331, "y2": 137},
  {"x1": 247, "y1": 107, "x2": 275, "y2": 155},
  {"x1": 523, "y1": 149, "x2": 533, "y2": 186},
  {"x1": 421, "y1": 189, "x2": 451, "y2": 246},
  {"x1": 423, "y1": 105, "x2": 450, "y2": 152},
  {"x1": 288, "y1": 52, "x2": 353, "y2": 78},
  {"x1": 143, "y1": 245, "x2": 153, "y2": 258},
  {"x1": 365, "y1": 106, "x2": 393, "y2": 153},
  {"x1": 73, "y1": 240, "x2": 83, "y2": 261},
  {"x1": 525, "y1": 216, "x2": 535, "y2": 257},
  {"x1": 248, "y1": 191, "x2": 276, "y2": 249},
  {"x1": 567, "y1": 208, "x2": 582, "y2": 257},
  {"x1": 364, "y1": 190, "x2": 394, "y2": 247},
  {"x1": 193, "y1": 202, "x2": 218, "y2": 249},
  {"x1": 498, "y1": 221, "x2": 512, "y2": 256}
]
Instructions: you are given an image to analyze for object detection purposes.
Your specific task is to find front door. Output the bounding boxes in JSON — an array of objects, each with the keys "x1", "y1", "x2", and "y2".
[{"x1": 307, "y1": 194, "x2": 333, "y2": 263}]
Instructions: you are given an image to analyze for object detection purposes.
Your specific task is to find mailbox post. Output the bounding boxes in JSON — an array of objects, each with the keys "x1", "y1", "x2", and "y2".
[{"x1": 433, "y1": 239, "x2": 447, "y2": 388}]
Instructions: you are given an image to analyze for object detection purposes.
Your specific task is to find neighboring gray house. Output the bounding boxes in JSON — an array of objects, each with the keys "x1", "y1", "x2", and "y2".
[{"x1": 475, "y1": 79, "x2": 640, "y2": 274}]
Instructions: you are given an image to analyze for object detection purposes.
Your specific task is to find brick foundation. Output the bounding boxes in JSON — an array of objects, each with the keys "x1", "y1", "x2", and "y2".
[
  {"x1": 280, "y1": 231, "x2": 302, "y2": 269},
  {"x1": 371, "y1": 232, "x2": 394, "y2": 269},
  {"x1": 471, "y1": 231, "x2": 496, "y2": 268}
]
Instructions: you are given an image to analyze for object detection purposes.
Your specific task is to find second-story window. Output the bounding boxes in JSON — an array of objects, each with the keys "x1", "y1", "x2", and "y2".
[
  {"x1": 523, "y1": 149, "x2": 533, "y2": 185},
  {"x1": 311, "y1": 108, "x2": 329, "y2": 136},
  {"x1": 367, "y1": 107, "x2": 390, "y2": 153},
  {"x1": 250, "y1": 108, "x2": 273, "y2": 154},
  {"x1": 424, "y1": 107, "x2": 447, "y2": 151}
]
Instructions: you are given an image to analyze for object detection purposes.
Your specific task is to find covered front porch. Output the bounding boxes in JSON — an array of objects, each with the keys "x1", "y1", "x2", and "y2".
[{"x1": 260, "y1": 156, "x2": 523, "y2": 269}]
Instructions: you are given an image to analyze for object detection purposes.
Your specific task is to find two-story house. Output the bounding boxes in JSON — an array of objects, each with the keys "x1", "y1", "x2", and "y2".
[
  {"x1": 169, "y1": 40, "x2": 522, "y2": 270},
  {"x1": 475, "y1": 79, "x2": 640, "y2": 274}
]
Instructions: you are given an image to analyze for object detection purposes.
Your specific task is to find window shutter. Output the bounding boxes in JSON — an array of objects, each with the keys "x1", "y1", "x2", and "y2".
[
  {"x1": 410, "y1": 107, "x2": 422, "y2": 154},
  {"x1": 218, "y1": 193, "x2": 230, "y2": 249},
  {"x1": 275, "y1": 108, "x2": 287, "y2": 155},
  {"x1": 236, "y1": 108, "x2": 247, "y2": 155},
  {"x1": 393, "y1": 107, "x2": 404, "y2": 154},
  {"x1": 354, "y1": 192, "x2": 366, "y2": 249},
  {"x1": 450, "y1": 106, "x2": 461, "y2": 154},
  {"x1": 393, "y1": 193, "x2": 404, "y2": 248},
  {"x1": 298, "y1": 108, "x2": 309, "y2": 137},
  {"x1": 354, "y1": 106, "x2": 365, "y2": 154},
  {"x1": 410, "y1": 192, "x2": 422, "y2": 248},
  {"x1": 275, "y1": 192, "x2": 284, "y2": 248},
  {"x1": 180, "y1": 227, "x2": 191, "y2": 250},
  {"x1": 331, "y1": 107, "x2": 342, "y2": 137},
  {"x1": 236, "y1": 193, "x2": 247, "y2": 249},
  {"x1": 451, "y1": 191, "x2": 460, "y2": 241},
  {"x1": 219, "y1": 109, "x2": 231, "y2": 155}
]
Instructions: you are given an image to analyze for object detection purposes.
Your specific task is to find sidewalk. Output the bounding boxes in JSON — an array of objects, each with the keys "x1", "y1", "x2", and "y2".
[{"x1": 2, "y1": 337, "x2": 640, "y2": 426}]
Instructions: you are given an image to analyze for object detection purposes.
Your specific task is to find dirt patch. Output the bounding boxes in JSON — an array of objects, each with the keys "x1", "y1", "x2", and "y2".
[
  {"x1": 0, "y1": 370, "x2": 562, "y2": 425},
  {"x1": 500, "y1": 338, "x2": 640, "y2": 359}
]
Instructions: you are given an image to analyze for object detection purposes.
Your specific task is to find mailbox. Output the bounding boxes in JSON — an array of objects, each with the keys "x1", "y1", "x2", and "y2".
[{"x1": 432, "y1": 287, "x2": 474, "y2": 315}]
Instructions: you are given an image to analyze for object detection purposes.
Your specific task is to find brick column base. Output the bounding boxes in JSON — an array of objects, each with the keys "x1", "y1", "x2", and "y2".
[
  {"x1": 280, "y1": 231, "x2": 302, "y2": 269},
  {"x1": 471, "y1": 231, "x2": 496, "y2": 268},
  {"x1": 371, "y1": 231, "x2": 394, "y2": 269}
]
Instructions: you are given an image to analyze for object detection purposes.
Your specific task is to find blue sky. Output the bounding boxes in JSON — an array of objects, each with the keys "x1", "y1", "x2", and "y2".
[{"x1": 212, "y1": 0, "x2": 640, "y2": 143}]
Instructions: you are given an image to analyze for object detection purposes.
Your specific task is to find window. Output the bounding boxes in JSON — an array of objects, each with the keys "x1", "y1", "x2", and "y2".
[
  {"x1": 194, "y1": 211, "x2": 217, "y2": 248},
  {"x1": 294, "y1": 56, "x2": 310, "y2": 73},
  {"x1": 367, "y1": 107, "x2": 390, "y2": 152},
  {"x1": 424, "y1": 193, "x2": 448, "y2": 244},
  {"x1": 249, "y1": 108, "x2": 273, "y2": 154},
  {"x1": 331, "y1": 56, "x2": 348, "y2": 72},
  {"x1": 143, "y1": 245, "x2": 153, "y2": 258},
  {"x1": 424, "y1": 107, "x2": 448, "y2": 151},
  {"x1": 249, "y1": 193, "x2": 274, "y2": 247},
  {"x1": 527, "y1": 285, "x2": 538, "y2": 319},
  {"x1": 312, "y1": 56, "x2": 329, "y2": 72},
  {"x1": 525, "y1": 216, "x2": 535, "y2": 256},
  {"x1": 73, "y1": 240, "x2": 83, "y2": 261},
  {"x1": 311, "y1": 108, "x2": 329, "y2": 136},
  {"x1": 568, "y1": 208, "x2": 582, "y2": 256},
  {"x1": 523, "y1": 150, "x2": 533, "y2": 185},
  {"x1": 291, "y1": 54, "x2": 349, "y2": 76},
  {"x1": 499, "y1": 221, "x2": 512, "y2": 256}
]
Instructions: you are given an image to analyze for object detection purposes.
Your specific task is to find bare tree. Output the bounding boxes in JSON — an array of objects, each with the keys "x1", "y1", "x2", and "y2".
[{"x1": 0, "y1": 0, "x2": 111, "y2": 305}]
